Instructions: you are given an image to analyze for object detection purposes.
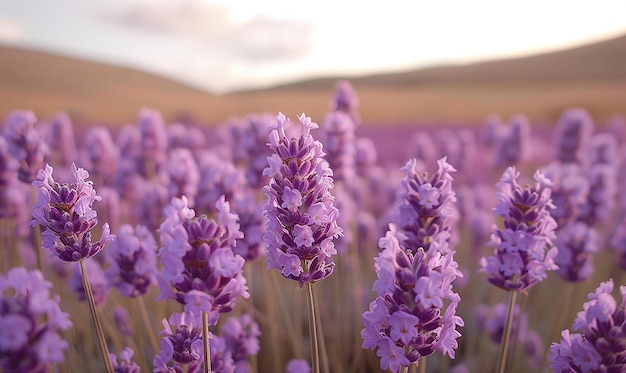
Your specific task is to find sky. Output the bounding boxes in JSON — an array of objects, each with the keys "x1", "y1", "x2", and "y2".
[{"x1": 0, "y1": 0, "x2": 625, "y2": 94}]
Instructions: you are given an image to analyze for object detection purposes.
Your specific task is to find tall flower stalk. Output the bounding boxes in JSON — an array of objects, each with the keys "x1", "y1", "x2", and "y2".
[
  {"x1": 30, "y1": 163, "x2": 115, "y2": 372},
  {"x1": 262, "y1": 112, "x2": 343, "y2": 372},
  {"x1": 479, "y1": 166, "x2": 558, "y2": 372}
]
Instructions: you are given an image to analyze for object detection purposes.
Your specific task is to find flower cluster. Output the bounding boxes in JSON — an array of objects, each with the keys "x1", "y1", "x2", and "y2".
[
  {"x1": 395, "y1": 157, "x2": 458, "y2": 254},
  {"x1": 550, "y1": 279, "x2": 626, "y2": 372},
  {"x1": 479, "y1": 167, "x2": 558, "y2": 291},
  {"x1": 106, "y1": 224, "x2": 158, "y2": 298},
  {"x1": 2, "y1": 110, "x2": 48, "y2": 183},
  {"x1": 221, "y1": 313, "x2": 261, "y2": 371},
  {"x1": 31, "y1": 163, "x2": 114, "y2": 262},
  {"x1": 109, "y1": 347, "x2": 140, "y2": 373},
  {"x1": 553, "y1": 221, "x2": 599, "y2": 282},
  {"x1": 361, "y1": 224, "x2": 464, "y2": 372},
  {"x1": 320, "y1": 110, "x2": 356, "y2": 183},
  {"x1": 262, "y1": 113, "x2": 342, "y2": 285},
  {"x1": 157, "y1": 195, "x2": 248, "y2": 325},
  {"x1": 0, "y1": 268, "x2": 72, "y2": 373},
  {"x1": 553, "y1": 108, "x2": 594, "y2": 164},
  {"x1": 154, "y1": 312, "x2": 233, "y2": 373}
]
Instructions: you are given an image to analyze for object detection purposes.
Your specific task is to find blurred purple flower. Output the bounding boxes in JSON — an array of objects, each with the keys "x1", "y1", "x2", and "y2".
[
  {"x1": 354, "y1": 137, "x2": 377, "y2": 177},
  {"x1": 262, "y1": 113, "x2": 342, "y2": 285},
  {"x1": 70, "y1": 259, "x2": 110, "y2": 307},
  {"x1": 542, "y1": 162, "x2": 589, "y2": 227},
  {"x1": 479, "y1": 167, "x2": 558, "y2": 291},
  {"x1": 157, "y1": 195, "x2": 248, "y2": 324},
  {"x1": 154, "y1": 312, "x2": 234, "y2": 373},
  {"x1": 113, "y1": 306, "x2": 133, "y2": 337},
  {"x1": 221, "y1": 313, "x2": 261, "y2": 371},
  {"x1": 109, "y1": 347, "x2": 140, "y2": 373},
  {"x1": 553, "y1": 108, "x2": 594, "y2": 164},
  {"x1": 579, "y1": 164, "x2": 617, "y2": 226},
  {"x1": 41, "y1": 112, "x2": 77, "y2": 169},
  {"x1": 31, "y1": 163, "x2": 114, "y2": 262},
  {"x1": 493, "y1": 114, "x2": 532, "y2": 167},
  {"x1": 320, "y1": 110, "x2": 356, "y2": 183},
  {"x1": 362, "y1": 224, "x2": 464, "y2": 372},
  {"x1": 286, "y1": 358, "x2": 311, "y2": 373},
  {"x1": 196, "y1": 151, "x2": 247, "y2": 214},
  {"x1": 2, "y1": 110, "x2": 48, "y2": 183},
  {"x1": 82, "y1": 126, "x2": 119, "y2": 185},
  {"x1": 0, "y1": 267, "x2": 72, "y2": 372},
  {"x1": 554, "y1": 221, "x2": 599, "y2": 282},
  {"x1": 107, "y1": 224, "x2": 158, "y2": 297},
  {"x1": 550, "y1": 279, "x2": 626, "y2": 372},
  {"x1": 166, "y1": 147, "x2": 200, "y2": 207},
  {"x1": 330, "y1": 80, "x2": 360, "y2": 125}
]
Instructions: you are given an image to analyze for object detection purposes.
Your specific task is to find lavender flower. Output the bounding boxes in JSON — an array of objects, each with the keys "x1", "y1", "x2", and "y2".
[
  {"x1": 70, "y1": 259, "x2": 110, "y2": 306},
  {"x1": 494, "y1": 114, "x2": 532, "y2": 167},
  {"x1": 409, "y1": 131, "x2": 437, "y2": 167},
  {"x1": 165, "y1": 147, "x2": 200, "y2": 207},
  {"x1": 196, "y1": 151, "x2": 247, "y2": 214},
  {"x1": 320, "y1": 110, "x2": 356, "y2": 183},
  {"x1": 395, "y1": 157, "x2": 458, "y2": 254},
  {"x1": 330, "y1": 80, "x2": 360, "y2": 125},
  {"x1": 31, "y1": 163, "x2": 114, "y2": 262},
  {"x1": 361, "y1": 224, "x2": 464, "y2": 372},
  {"x1": 138, "y1": 107, "x2": 168, "y2": 170},
  {"x1": 542, "y1": 162, "x2": 589, "y2": 227},
  {"x1": 0, "y1": 267, "x2": 72, "y2": 373},
  {"x1": 479, "y1": 167, "x2": 558, "y2": 291},
  {"x1": 262, "y1": 113, "x2": 343, "y2": 285},
  {"x1": 2, "y1": 110, "x2": 48, "y2": 183},
  {"x1": 114, "y1": 307, "x2": 133, "y2": 337},
  {"x1": 107, "y1": 224, "x2": 158, "y2": 297},
  {"x1": 286, "y1": 359, "x2": 311, "y2": 373},
  {"x1": 550, "y1": 279, "x2": 626, "y2": 372},
  {"x1": 154, "y1": 312, "x2": 234, "y2": 373},
  {"x1": 354, "y1": 137, "x2": 378, "y2": 177},
  {"x1": 610, "y1": 217, "x2": 626, "y2": 269},
  {"x1": 231, "y1": 195, "x2": 266, "y2": 262},
  {"x1": 82, "y1": 126, "x2": 120, "y2": 185},
  {"x1": 579, "y1": 164, "x2": 617, "y2": 226},
  {"x1": 554, "y1": 222, "x2": 599, "y2": 282},
  {"x1": 221, "y1": 313, "x2": 261, "y2": 372},
  {"x1": 109, "y1": 347, "x2": 140, "y2": 373},
  {"x1": 553, "y1": 108, "x2": 594, "y2": 164},
  {"x1": 157, "y1": 195, "x2": 248, "y2": 325},
  {"x1": 41, "y1": 112, "x2": 77, "y2": 168}
]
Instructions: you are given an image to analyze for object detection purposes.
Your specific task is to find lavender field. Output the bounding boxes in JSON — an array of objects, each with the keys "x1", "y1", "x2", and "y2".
[{"x1": 1, "y1": 80, "x2": 626, "y2": 373}]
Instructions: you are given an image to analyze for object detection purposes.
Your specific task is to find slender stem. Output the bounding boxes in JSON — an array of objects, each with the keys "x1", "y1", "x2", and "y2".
[
  {"x1": 306, "y1": 280, "x2": 320, "y2": 373},
  {"x1": 79, "y1": 258, "x2": 114, "y2": 373},
  {"x1": 137, "y1": 296, "x2": 160, "y2": 353},
  {"x1": 202, "y1": 310, "x2": 212, "y2": 373},
  {"x1": 496, "y1": 290, "x2": 518, "y2": 373},
  {"x1": 400, "y1": 366, "x2": 409, "y2": 373},
  {"x1": 418, "y1": 358, "x2": 426, "y2": 373},
  {"x1": 31, "y1": 187, "x2": 44, "y2": 274}
]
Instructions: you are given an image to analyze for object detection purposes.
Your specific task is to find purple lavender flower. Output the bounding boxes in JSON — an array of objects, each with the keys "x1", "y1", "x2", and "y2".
[
  {"x1": 361, "y1": 224, "x2": 464, "y2": 372},
  {"x1": 479, "y1": 167, "x2": 558, "y2": 291},
  {"x1": 41, "y1": 112, "x2": 77, "y2": 169},
  {"x1": 409, "y1": 131, "x2": 438, "y2": 167},
  {"x1": 554, "y1": 221, "x2": 599, "y2": 282},
  {"x1": 320, "y1": 110, "x2": 356, "y2": 183},
  {"x1": 542, "y1": 162, "x2": 589, "y2": 227},
  {"x1": 550, "y1": 279, "x2": 626, "y2": 372},
  {"x1": 610, "y1": 216, "x2": 626, "y2": 269},
  {"x1": 154, "y1": 312, "x2": 234, "y2": 373},
  {"x1": 113, "y1": 307, "x2": 133, "y2": 337},
  {"x1": 157, "y1": 195, "x2": 248, "y2": 325},
  {"x1": 196, "y1": 151, "x2": 247, "y2": 214},
  {"x1": 0, "y1": 267, "x2": 72, "y2": 373},
  {"x1": 166, "y1": 147, "x2": 200, "y2": 207},
  {"x1": 138, "y1": 107, "x2": 168, "y2": 170},
  {"x1": 82, "y1": 126, "x2": 120, "y2": 185},
  {"x1": 31, "y1": 163, "x2": 114, "y2": 262},
  {"x1": 167, "y1": 123, "x2": 206, "y2": 156},
  {"x1": 2, "y1": 110, "x2": 48, "y2": 183},
  {"x1": 70, "y1": 259, "x2": 110, "y2": 306},
  {"x1": 354, "y1": 137, "x2": 378, "y2": 177},
  {"x1": 220, "y1": 113, "x2": 275, "y2": 189},
  {"x1": 107, "y1": 224, "x2": 158, "y2": 297},
  {"x1": 579, "y1": 164, "x2": 617, "y2": 226},
  {"x1": 330, "y1": 80, "x2": 360, "y2": 125},
  {"x1": 231, "y1": 195, "x2": 267, "y2": 262},
  {"x1": 262, "y1": 113, "x2": 343, "y2": 285},
  {"x1": 221, "y1": 313, "x2": 261, "y2": 371},
  {"x1": 493, "y1": 114, "x2": 532, "y2": 167},
  {"x1": 286, "y1": 358, "x2": 311, "y2": 373},
  {"x1": 553, "y1": 108, "x2": 594, "y2": 164},
  {"x1": 139, "y1": 181, "x2": 169, "y2": 231},
  {"x1": 394, "y1": 157, "x2": 458, "y2": 254},
  {"x1": 109, "y1": 347, "x2": 140, "y2": 373}
]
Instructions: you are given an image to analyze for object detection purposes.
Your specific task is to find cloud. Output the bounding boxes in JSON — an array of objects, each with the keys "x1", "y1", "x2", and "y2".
[
  {"x1": 0, "y1": 18, "x2": 23, "y2": 44},
  {"x1": 99, "y1": 0, "x2": 313, "y2": 64}
]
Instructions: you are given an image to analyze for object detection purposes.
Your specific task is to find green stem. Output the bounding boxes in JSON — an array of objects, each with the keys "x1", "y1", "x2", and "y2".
[
  {"x1": 306, "y1": 280, "x2": 320, "y2": 373},
  {"x1": 79, "y1": 258, "x2": 114, "y2": 373},
  {"x1": 202, "y1": 310, "x2": 212, "y2": 373},
  {"x1": 496, "y1": 290, "x2": 518, "y2": 373}
]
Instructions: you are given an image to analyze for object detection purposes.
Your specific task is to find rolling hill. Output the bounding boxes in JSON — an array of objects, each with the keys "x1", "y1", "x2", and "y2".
[{"x1": 1, "y1": 33, "x2": 625, "y2": 126}]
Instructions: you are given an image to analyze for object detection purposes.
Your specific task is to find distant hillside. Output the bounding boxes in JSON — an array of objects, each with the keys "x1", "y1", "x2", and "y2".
[{"x1": 1, "y1": 33, "x2": 625, "y2": 125}]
